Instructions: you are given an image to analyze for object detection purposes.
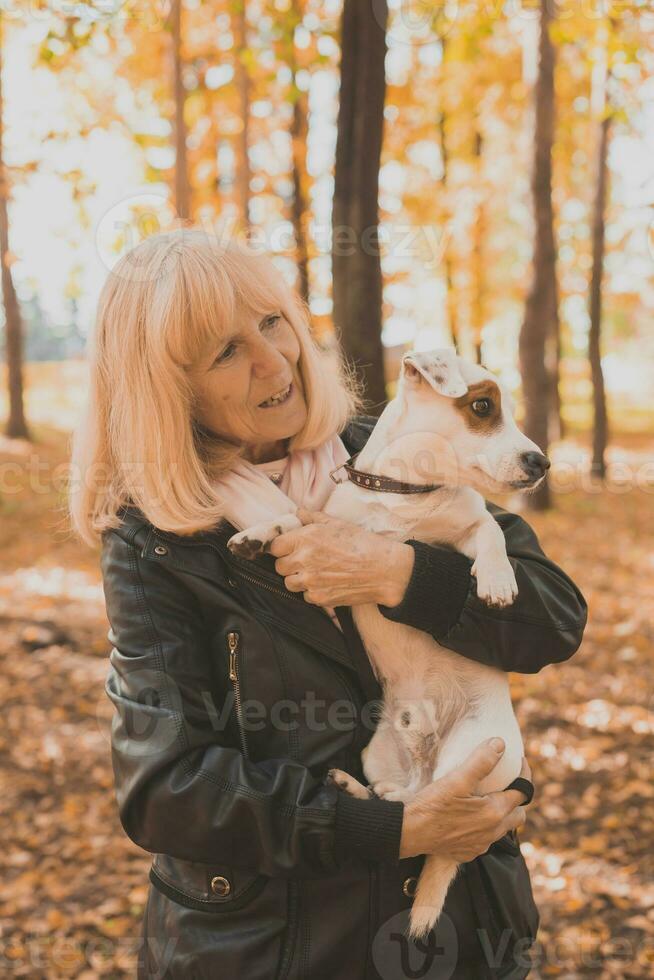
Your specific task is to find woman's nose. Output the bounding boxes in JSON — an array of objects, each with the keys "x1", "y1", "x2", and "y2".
[{"x1": 251, "y1": 337, "x2": 288, "y2": 379}]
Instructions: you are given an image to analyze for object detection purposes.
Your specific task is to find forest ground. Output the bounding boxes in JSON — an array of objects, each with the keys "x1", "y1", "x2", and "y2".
[{"x1": 0, "y1": 408, "x2": 652, "y2": 978}]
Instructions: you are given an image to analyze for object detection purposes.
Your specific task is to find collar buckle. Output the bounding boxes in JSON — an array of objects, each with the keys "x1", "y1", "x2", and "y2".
[{"x1": 329, "y1": 459, "x2": 351, "y2": 485}]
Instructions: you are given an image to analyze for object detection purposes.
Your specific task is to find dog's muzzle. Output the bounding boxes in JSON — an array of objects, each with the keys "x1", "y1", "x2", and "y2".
[{"x1": 519, "y1": 452, "x2": 551, "y2": 483}]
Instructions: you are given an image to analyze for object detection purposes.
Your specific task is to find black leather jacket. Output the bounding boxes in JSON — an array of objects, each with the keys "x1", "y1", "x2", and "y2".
[{"x1": 100, "y1": 415, "x2": 587, "y2": 980}]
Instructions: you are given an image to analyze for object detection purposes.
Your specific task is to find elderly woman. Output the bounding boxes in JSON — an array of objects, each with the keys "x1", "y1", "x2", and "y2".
[{"x1": 70, "y1": 229, "x2": 586, "y2": 980}]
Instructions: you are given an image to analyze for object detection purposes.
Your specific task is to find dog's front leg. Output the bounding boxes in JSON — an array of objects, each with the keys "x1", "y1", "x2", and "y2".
[
  {"x1": 325, "y1": 769, "x2": 373, "y2": 799},
  {"x1": 227, "y1": 513, "x2": 302, "y2": 560},
  {"x1": 460, "y1": 514, "x2": 518, "y2": 608}
]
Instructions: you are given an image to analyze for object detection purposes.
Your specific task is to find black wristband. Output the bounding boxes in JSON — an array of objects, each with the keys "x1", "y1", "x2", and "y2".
[
  {"x1": 377, "y1": 540, "x2": 472, "y2": 639},
  {"x1": 504, "y1": 776, "x2": 534, "y2": 806}
]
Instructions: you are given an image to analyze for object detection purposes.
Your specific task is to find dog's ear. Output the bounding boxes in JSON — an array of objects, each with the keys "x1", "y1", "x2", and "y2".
[{"x1": 401, "y1": 349, "x2": 468, "y2": 398}]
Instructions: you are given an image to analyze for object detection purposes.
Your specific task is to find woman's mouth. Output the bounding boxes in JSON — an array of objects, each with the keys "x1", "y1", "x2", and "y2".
[{"x1": 258, "y1": 383, "x2": 294, "y2": 409}]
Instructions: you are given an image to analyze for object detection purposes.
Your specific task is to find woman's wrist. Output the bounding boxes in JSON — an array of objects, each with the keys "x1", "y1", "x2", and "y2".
[
  {"x1": 398, "y1": 801, "x2": 421, "y2": 859},
  {"x1": 399, "y1": 800, "x2": 442, "y2": 860},
  {"x1": 377, "y1": 540, "x2": 415, "y2": 608}
]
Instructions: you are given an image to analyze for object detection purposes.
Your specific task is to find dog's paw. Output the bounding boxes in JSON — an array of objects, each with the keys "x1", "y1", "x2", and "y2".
[
  {"x1": 326, "y1": 768, "x2": 373, "y2": 799},
  {"x1": 371, "y1": 780, "x2": 412, "y2": 802},
  {"x1": 227, "y1": 521, "x2": 288, "y2": 560},
  {"x1": 227, "y1": 531, "x2": 268, "y2": 560},
  {"x1": 472, "y1": 559, "x2": 518, "y2": 608},
  {"x1": 227, "y1": 515, "x2": 302, "y2": 560}
]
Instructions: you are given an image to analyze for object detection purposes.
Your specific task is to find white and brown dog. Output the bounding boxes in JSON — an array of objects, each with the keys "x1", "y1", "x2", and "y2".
[{"x1": 228, "y1": 348, "x2": 549, "y2": 939}]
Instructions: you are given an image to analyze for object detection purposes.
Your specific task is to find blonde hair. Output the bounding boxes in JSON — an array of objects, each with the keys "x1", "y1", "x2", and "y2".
[{"x1": 69, "y1": 228, "x2": 363, "y2": 547}]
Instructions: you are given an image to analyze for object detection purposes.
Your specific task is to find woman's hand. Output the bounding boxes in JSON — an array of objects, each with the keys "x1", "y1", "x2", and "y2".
[
  {"x1": 268, "y1": 508, "x2": 415, "y2": 608},
  {"x1": 399, "y1": 739, "x2": 531, "y2": 862}
]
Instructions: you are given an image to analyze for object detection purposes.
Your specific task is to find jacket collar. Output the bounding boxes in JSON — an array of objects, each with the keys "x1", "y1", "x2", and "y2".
[{"x1": 125, "y1": 416, "x2": 383, "y2": 688}]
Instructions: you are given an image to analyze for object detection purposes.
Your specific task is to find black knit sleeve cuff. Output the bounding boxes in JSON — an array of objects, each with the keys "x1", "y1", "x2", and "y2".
[
  {"x1": 333, "y1": 792, "x2": 404, "y2": 865},
  {"x1": 378, "y1": 540, "x2": 472, "y2": 640}
]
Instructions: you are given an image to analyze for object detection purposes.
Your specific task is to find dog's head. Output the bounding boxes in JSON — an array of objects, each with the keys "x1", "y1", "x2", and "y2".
[{"x1": 397, "y1": 348, "x2": 550, "y2": 493}]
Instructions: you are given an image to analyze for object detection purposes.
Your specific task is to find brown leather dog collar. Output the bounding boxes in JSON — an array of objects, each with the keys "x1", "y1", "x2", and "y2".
[{"x1": 329, "y1": 453, "x2": 443, "y2": 495}]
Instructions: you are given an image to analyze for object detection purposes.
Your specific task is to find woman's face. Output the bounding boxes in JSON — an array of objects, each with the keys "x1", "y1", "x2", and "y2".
[{"x1": 191, "y1": 306, "x2": 308, "y2": 460}]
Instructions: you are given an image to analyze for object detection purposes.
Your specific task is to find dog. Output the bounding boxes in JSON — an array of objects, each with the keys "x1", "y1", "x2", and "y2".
[{"x1": 227, "y1": 348, "x2": 550, "y2": 939}]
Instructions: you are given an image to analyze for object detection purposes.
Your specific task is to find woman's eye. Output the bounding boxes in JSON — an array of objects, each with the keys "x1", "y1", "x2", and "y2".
[
  {"x1": 212, "y1": 315, "x2": 280, "y2": 366},
  {"x1": 214, "y1": 343, "x2": 236, "y2": 364},
  {"x1": 471, "y1": 398, "x2": 491, "y2": 417}
]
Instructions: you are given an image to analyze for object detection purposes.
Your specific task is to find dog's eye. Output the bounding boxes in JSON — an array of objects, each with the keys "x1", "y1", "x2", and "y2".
[{"x1": 471, "y1": 398, "x2": 492, "y2": 417}]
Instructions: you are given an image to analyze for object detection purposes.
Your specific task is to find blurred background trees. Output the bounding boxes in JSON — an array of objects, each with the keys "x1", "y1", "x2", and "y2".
[
  {"x1": 0, "y1": 8, "x2": 29, "y2": 440},
  {"x1": 0, "y1": 0, "x2": 652, "y2": 508}
]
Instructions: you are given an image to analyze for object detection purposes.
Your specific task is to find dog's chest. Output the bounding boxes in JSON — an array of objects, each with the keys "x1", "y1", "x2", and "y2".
[
  {"x1": 326, "y1": 478, "x2": 495, "y2": 690},
  {"x1": 325, "y1": 481, "x2": 479, "y2": 548}
]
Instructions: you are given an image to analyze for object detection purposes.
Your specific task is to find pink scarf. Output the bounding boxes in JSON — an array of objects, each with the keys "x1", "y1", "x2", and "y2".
[{"x1": 214, "y1": 433, "x2": 352, "y2": 629}]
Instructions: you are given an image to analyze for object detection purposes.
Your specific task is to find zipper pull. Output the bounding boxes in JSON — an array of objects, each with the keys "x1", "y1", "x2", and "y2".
[{"x1": 228, "y1": 631, "x2": 239, "y2": 680}]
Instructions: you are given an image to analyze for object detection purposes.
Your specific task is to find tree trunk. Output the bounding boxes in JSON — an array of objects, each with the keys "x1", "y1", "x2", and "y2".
[
  {"x1": 289, "y1": 0, "x2": 310, "y2": 303},
  {"x1": 588, "y1": 112, "x2": 610, "y2": 477},
  {"x1": 234, "y1": 0, "x2": 252, "y2": 234},
  {"x1": 332, "y1": 0, "x2": 388, "y2": 414},
  {"x1": 471, "y1": 128, "x2": 485, "y2": 364},
  {"x1": 437, "y1": 40, "x2": 459, "y2": 352},
  {"x1": 171, "y1": 0, "x2": 190, "y2": 221},
  {"x1": 290, "y1": 91, "x2": 310, "y2": 302},
  {"x1": 0, "y1": 14, "x2": 29, "y2": 441},
  {"x1": 519, "y1": 0, "x2": 558, "y2": 511},
  {"x1": 547, "y1": 274, "x2": 564, "y2": 441}
]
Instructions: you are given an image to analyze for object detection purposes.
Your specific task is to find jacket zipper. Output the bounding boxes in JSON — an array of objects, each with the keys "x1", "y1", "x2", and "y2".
[
  {"x1": 232, "y1": 565, "x2": 305, "y2": 602},
  {"x1": 149, "y1": 531, "x2": 312, "y2": 606},
  {"x1": 227, "y1": 630, "x2": 249, "y2": 759},
  {"x1": 226, "y1": 616, "x2": 300, "y2": 980},
  {"x1": 173, "y1": 544, "x2": 362, "y2": 743},
  {"x1": 231, "y1": 562, "x2": 358, "y2": 632},
  {"x1": 153, "y1": 535, "x2": 366, "y2": 748},
  {"x1": 148, "y1": 532, "x2": 341, "y2": 631},
  {"x1": 148, "y1": 533, "x2": 304, "y2": 601},
  {"x1": 230, "y1": 555, "x2": 352, "y2": 642}
]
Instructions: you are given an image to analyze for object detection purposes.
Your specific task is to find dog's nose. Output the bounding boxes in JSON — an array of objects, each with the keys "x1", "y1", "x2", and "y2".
[{"x1": 520, "y1": 451, "x2": 551, "y2": 480}]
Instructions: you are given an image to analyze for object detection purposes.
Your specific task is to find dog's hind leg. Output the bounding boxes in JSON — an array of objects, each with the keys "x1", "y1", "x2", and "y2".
[
  {"x1": 361, "y1": 716, "x2": 422, "y2": 802},
  {"x1": 409, "y1": 700, "x2": 522, "y2": 938},
  {"x1": 407, "y1": 726, "x2": 477, "y2": 939},
  {"x1": 360, "y1": 682, "x2": 447, "y2": 802}
]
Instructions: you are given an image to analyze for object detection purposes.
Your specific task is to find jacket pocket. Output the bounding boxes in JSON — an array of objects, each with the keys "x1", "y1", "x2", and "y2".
[
  {"x1": 147, "y1": 855, "x2": 298, "y2": 980},
  {"x1": 150, "y1": 853, "x2": 267, "y2": 912}
]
